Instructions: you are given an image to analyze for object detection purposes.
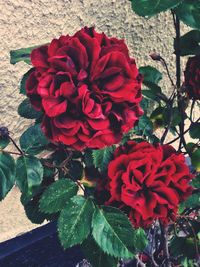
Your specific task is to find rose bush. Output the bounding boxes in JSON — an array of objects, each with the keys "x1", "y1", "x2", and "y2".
[
  {"x1": 5, "y1": 1, "x2": 200, "y2": 265},
  {"x1": 184, "y1": 55, "x2": 200, "y2": 100},
  {"x1": 26, "y1": 27, "x2": 143, "y2": 150},
  {"x1": 97, "y1": 141, "x2": 193, "y2": 228}
]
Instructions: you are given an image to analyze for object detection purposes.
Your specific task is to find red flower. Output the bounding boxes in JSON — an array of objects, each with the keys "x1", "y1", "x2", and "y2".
[
  {"x1": 100, "y1": 141, "x2": 193, "y2": 228},
  {"x1": 184, "y1": 55, "x2": 200, "y2": 100},
  {"x1": 26, "y1": 27, "x2": 143, "y2": 150}
]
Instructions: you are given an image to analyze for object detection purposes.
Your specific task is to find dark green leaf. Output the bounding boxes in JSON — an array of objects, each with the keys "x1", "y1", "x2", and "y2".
[
  {"x1": 189, "y1": 123, "x2": 200, "y2": 139},
  {"x1": 15, "y1": 156, "x2": 43, "y2": 201},
  {"x1": 191, "y1": 148, "x2": 200, "y2": 171},
  {"x1": 134, "y1": 114, "x2": 153, "y2": 136},
  {"x1": 92, "y1": 146, "x2": 115, "y2": 172},
  {"x1": 170, "y1": 236, "x2": 199, "y2": 259},
  {"x1": 84, "y1": 149, "x2": 94, "y2": 168},
  {"x1": 82, "y1": 237, "x2": 118, "y2": 267},
  {"x1": 92, "y1": 206, "x2": 136, "y2": 259},
  {"x1": 177, "y1": 30, "x2": 200, "y2": 56},
  {"x1": 191, "y1": 174, "x2": 200, "y2": 188},
  {"x1": 0, "y1": 152, "x2": 15, "y2": 200},
  {"x1": 68, "y1": 160, "x2": 83, "y2": 180},
  {"x1": 58, "y1": 196, "x2": 95, "y2": 248},
  {"x1": 139, "y1": 66, "x2": 162, "y2": 85},
  {"x1": 18, "y1": 98, "x2": 42, "y2": 119},
  {"x1": 130, "y1": 0, "x2": 182, "y2": 17},
  {"x1": 19, "y1": 68, "x2": 35, "y2": 95},
  {"x1": 39, "y1": 179, "x2": 78, "y2": 214},
  {"x1": 24, "y1": 197, "x2": 49, "y2": 224},
  {"x1": 10, "y1": 46, "x2": 37, "y2": 65},
  {"x1": 20, "y1": 124, "x2": 49, "y2": 155},
  {"x1": 183, "y1": 193, "x2": 200, "y2": 208},
  {"x1": 175, "y1": 1, "x2": 200, "y2": 29},
  {"x1": 0, "y1": 137, "x2": 10, "y2": 149},
  {"x1": 133, "y1": 228, "x2": 148, "y2": 251}
]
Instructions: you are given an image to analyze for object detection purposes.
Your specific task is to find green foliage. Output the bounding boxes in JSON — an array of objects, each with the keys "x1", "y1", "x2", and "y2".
[
  {"x1": 20, "y1": 124, "x2": 49, "y2": 155},
  {"x1": 92, "y1": 146, "x2": 115, "y2": 172},
  {"x1": 133, "y1": 228, "x2": 148, "y2": 251},
  {"x1": 191, "y1": 173, "x2": 200, "y2": 188},
  {"x1": 175, "y1": 1, "x2": 200, "y2": 29},
  {"x1": 18, "y1": 98, "x2": 42, "y2": 119},
  {"x1": 189, "y1": 122, "x2": 200, "y2": 139},
  {"x1": 140, "y1": 66, "x2": 162, "y2": 85},
  {"x1": 0, "y1": 152, "x2": 15, "y2": 200},
  {"x1": 92, "y1": 206, "x2": 137, "y2": 259},
  {"x1": 0, "y1": 137, "x2": 10, "y2": 149},
  {"x1": 15, "y1": 156, "x2": 43, "y2": 202},
  {"x1": 58, "y1": 196, "x2": 95, "y2": 248},
  {"x1": 177, "y1": 30, "x2": 200, "y2": 56},
  {"x1": 183, "y1": 192, "x2": 200, "y2": 208},
  {"x1": 82, "y1": 237, "x2": 118, "y2": 267},
  {"x1": 134, "y1": 114, "x2": 153, "y2": 137},
  {"x1": 39, "y1": 179, "x2": 78, "y2": 214},
  {"x1": 68, "y1": 160, "x2": 83, "y2": 180},
  {"x1": 19, "y1": 68, "x2": 35, "y2": 95},
  {"x1": 191, "y1": 148, "x2": 200, "y2": 171},
  {"x1": 10, "y1": 47, "x2": 37, "y2": 65},
  {"x1": 139, "y1": 66, "x2": 167, "y2": 102},
  {"x1": 130, "y1": 0, "x2": 182, "y2": 17},
  {"x1": 170, "y1": 236, "x2": 200, "y2": 259}
]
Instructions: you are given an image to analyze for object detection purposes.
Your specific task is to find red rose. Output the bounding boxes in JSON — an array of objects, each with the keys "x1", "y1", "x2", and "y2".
[
  {"x1": 99, "y1": 141, "x2": 193, "y2": 228},
  {"x1": 184, "y1": 55, "x2": 200, "y2": 100},
  {"x1": 26, "y1": 27, "x2": 143, "y2": 150}
]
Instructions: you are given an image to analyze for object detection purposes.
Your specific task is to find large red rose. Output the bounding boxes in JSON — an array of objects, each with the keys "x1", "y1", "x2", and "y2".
[
  {"x1": 26, "y1": 27, "x2": 143, "y2": 150},
  {"x1": 184, "y1": 55, "x2": 200, "y2": 100},
  {"x1": 99, "y1": 141, "x2": 193, "y2": 228}
]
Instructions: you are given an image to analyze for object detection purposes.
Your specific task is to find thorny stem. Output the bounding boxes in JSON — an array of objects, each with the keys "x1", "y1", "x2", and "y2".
[
  {"x1": 166, "y1": 118, "x2": 200, "y2": 145},
  {"x1": 160, "y1": 223, "x2": 171, "y2": 267},
  {"x1": 173, "y1": 12, "x2": 187, "y2": 152},
  {"x1": 1, "y1": 150, "x2": 22, "y2": 156},
  {"x1": 160, "y1": 56, "x2": 175, "y2": 88},
  {"x1": 9, "y1": 136, "x2": 24, "y2": 155}
]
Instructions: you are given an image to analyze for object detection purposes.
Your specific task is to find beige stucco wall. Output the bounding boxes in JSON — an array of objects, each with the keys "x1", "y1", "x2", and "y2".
[{"x1": 0, "y1": 0, "x2": 188, "y2": 242}]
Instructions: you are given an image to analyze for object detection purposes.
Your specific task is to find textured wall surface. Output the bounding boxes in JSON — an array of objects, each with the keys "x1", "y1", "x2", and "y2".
[{"x1": 0, "y1": 0, "x2": 188, "y2": 241}]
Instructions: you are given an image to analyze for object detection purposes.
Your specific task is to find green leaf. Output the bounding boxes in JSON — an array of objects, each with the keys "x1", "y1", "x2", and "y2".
[
  {"x1": 189, "y1": 123, "x2": 200, "y2": 139},
  {"x1": 0, "y1": 137, "x2": 10, "y2": 149},
  {"x1": 10, "y1": 46, "x2": 37, "y2": 65},
  {"x1": 177, "y1": 30, "x2": 200, "y2": 56},
  {"x1": 133, "y1": 228, "x2": 148, "y2": 251},
  {"x1": 0, "y1": 152, "x2": 15, "y2": 200},
  {"x1": 92, "y1": 206, "x2": 136, "y2": 259},
  {"x1": 82, "y1": 237, "x2": 118, "y2": 267},
  {"x1": 139, "y1": 66, "x2": 162, "y2": 85},
  {"x1": 58, "y1": 196, "x2": 95, "y2": 248},
  {"x1": 68, "y1": 160, "x2": 83, "y2": 180},
  {"x1": 183, "y1": 193, "x2": 200, "y2": 208},
  {"x1": 175, "y1": 1, "x2": 200, "y2": 29},
  {"x1": 39, "y1": 179, "x2": 78, "y2": 214},
  {"x1": 92, "y1": 146, "x2": 115, "y2": 172},
  {"x1": 134, "y1": 114, "x2": 153, "y2": 137},
  {"x1": 24, "y1": 195, "x2": 57, "y2": 224},
  {"x1": 170, "y1": 236, "x2": 199, "y2": 259},
  {"x1": 191, "y1": 174, "x2": 200, "y2": 188},
  {"x1": 84, "y1": 149, "x2": 95, "y2": 168},
  {"x1": 15, "y1": 156, "x2": 43, "y2": 201},
  {"x1": 19, "y1": 68, "x2": 35, "y2": 95},
  {"x1": 130, "y1": 0, "x2": 182, "y2": 17},
  {"x1": 18, "y1": 98, "x2": 42, "y2": 119},
  {"x1": 191, "y1": 148, "x2": 200, "y2": 171},
  {"x1": 20, "y1": 124, "x2": 49, "y2": 155}
]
